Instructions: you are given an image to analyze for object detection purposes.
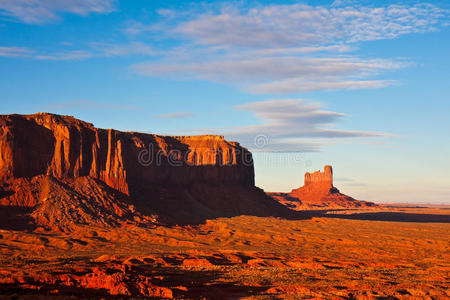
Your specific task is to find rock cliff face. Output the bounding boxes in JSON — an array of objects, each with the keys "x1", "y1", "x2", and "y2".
[
  {"x1": 0, "y1": 113, "x2": 254, "y2": 193},
  {"x1": 270, "y1": 165, "x2": 376, "y2": 210},
  {"x1": 0, "y1": 113, "x2": 288, "y2": 229}
]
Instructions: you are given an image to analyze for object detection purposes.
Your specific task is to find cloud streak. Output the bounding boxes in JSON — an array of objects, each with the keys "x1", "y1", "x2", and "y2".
[
  {"x1": 132, "y1": 56, "x2": 405, "y2": 94},
  {"x1": 129, "y1": 2, "x2": 446, "y2": 94},
  {"x1": 250, "y1": 79, "x2": 396, "y2": 94},
  {"x1": 154, "y1": 112, "x2": 195, "y2": 119},
  {"x1": 0, "y1": 46, "x2": 34, "y2": 57},
  {"x1": 2, "y1": 1, "x2": 448, "y2": 94},
  {"x1": 0, "y1": 46, "x2": 94, "y2": 60},
  {"x1": 173, "y1": 3, "x2": 448, "y2": 48},
  {"x1": 180, "y1": 99, "x2": 388, "y2": 152},
  {"x1": 0, "y1": 42, "x2": 160, "y2": 61},
  {"x1": 90, "y1": 42, "x2": 159, "y2": 57},
  {"x1": 0, "y1": 0, "x2": 116, "y2": 24},
  {"x1": 229, "y1": 99, "x2": 387, "y2": 151},
  {"x1": 35, "y1": 50, "x2": 93, "y2": 60}
]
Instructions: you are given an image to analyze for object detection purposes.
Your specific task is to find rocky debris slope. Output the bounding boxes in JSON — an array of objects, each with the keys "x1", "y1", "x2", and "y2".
[
  {"x1": 270, "y1": 165, "x2": 376, "y2": 210},
  {"x1": 0, "y1": 113, "x2": 291, "y2": 229},
  {"x1": 0, "y1": 175, "x2": 155, "y2": 231}
]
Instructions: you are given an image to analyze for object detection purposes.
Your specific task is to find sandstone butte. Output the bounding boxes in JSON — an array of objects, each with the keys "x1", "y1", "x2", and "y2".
[
  {"x1": 270, "y1": 165, "x2": 377, "y2": 210},
  {"x1": 0, "y1": 113, "x2": 294, "y2": 231}
]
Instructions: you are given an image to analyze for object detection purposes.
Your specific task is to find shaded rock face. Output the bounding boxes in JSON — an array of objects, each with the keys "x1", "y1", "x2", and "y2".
[
  {"x1": 0, "y1": 113, "x2": 254, "y2": 194},
  {"x1": 0, "y1": 113, "x2": 290, "y2": 229},
  {"x1": 270, "y1": 165, "x2": 376, "y2": 210}
]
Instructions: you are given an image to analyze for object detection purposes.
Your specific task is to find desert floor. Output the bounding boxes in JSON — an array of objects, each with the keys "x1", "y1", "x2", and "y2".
[{"x1": 0, "y1": 207, "x2": 449, "y2": 299}]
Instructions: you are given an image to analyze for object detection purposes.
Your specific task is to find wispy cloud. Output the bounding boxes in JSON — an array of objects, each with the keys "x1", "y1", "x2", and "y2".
[
  {"x1": 154, "y1": 112, "x2": 195, "y2": 119},
  {"x1": 35, "y1": 50, "x2": 93, "y2": 60},
  {"x1": 129, "y1": 2, "x2": 447, "y2": 94},
  {"x1": 90, "y1": 42, "x2": 159, "y2": 57},
  {"x1": 172, "y1": 3, "x2": 448, "y2": 47},
  {"x1": 334, "y1": 177, "x2": 368, "y2": 187},
  {"x1": 0, "y1": 46, "x2": 34, "y2": 57},
  {"x1": 0, "y1": 41, "x2": 160, "y2": 61},
  {"x1": 250, "y1": 79, "x2": 396, "y2": 94},
  {"x1": 2, "y1": 1, "x2": 448, "y2": 95},
  {"x1": 180, "y1": 99, "x2": 388, "y2": 152},
  {"x1": 0, "y1": 46, "x2": 94, "y2": 61},
  {"x1": 0, "y1": 0, "x2": 116, "y2": 24},
  {"x1": 132, "y1": 56, "x2": 405, "y2": 94}
]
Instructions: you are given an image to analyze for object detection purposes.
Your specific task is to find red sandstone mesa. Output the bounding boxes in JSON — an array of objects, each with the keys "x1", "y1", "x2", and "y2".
[
  {"x1": 270, "y1": 165, "x2": 376, "y2": 210},
  {"x1": 0, "y1": 113, "x2": 254, "y2": 191},
  {"x1": 0, "y1": 113, "x2": 289, "y2": 230}
]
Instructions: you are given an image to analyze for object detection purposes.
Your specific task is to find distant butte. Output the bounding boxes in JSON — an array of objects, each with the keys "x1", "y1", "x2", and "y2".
[{"x1": 269, "y1": 165, "x2": 377, "y2": 210}]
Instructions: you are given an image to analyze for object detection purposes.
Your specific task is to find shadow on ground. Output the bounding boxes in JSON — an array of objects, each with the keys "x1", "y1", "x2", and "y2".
[
  {"x1": 0, "y1": 206, "x2": 36, "y2": 231},
  {"x1": 312, "y1": 211, "x2": 450, "y2": 223},
  {"x1": 0, "y1": 266, "x2": 269, "y2": 299}
]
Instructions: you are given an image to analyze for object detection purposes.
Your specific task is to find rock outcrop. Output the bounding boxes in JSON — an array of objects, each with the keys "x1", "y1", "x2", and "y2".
[
  {"x1": 270, "y1": 165, "x2": 376, "y2": 210},
  {"x1": 0, "y1": 113, "x2": 290, "y2": 229}
]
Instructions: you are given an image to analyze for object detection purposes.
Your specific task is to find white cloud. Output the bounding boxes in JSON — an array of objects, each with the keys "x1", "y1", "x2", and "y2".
[
  {"x1": 0, "y1": 0, "x2": 116, "y2": 24},
  {"x1": 0, "y1": 42, "x2": 159, "y2": 61},
  {"x1": 154, "y1": 112, "x2": 195, "y2": 119},
  {"x1": 179, "y1": 99, "x2": 387, "y2": 152},
  {"x1": 132, "y1": 56, "x2": 405, "y2": 94},
  {"x1": 174, "y1": 3, "x2": 448, "y2": 48},
  {"x1": 2, "y1": 1, "x2": 448, "y2": 95},
  {"x1": 249, "y1": 79, "x2": 396, "y2": 94},
  {"x1": 35, "y1": 50, "x2": 93, "y2": 60},
  {"x1": 0, "y1": 46, "x2": 34, "y2": 57},
  {"x1": 129, "y1": 2, "x2": 446, "y2": 94},
  {"x1": 90, "y1": 42, "x2": 159, "y2": 57},
  {"x1": 228, "y1": 99, "x2": 386, "y2": 151},
  {"x1": 252, "y1": 45, "x2": 357, "y2": 55}
]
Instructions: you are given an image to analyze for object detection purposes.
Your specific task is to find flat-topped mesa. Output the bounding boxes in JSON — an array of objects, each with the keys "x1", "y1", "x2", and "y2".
[{"x1": 0, "y1": 113, "x2": 255, "y2": 195}]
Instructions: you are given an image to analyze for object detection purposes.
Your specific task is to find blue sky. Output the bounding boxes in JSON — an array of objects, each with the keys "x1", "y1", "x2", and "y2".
[{"x1": 1, "y1": 0, "x2": 449, "y2": 203}]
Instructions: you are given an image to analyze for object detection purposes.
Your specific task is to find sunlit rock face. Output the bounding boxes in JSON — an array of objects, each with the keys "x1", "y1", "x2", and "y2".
[
  {"x1": 270, "y1": 165, "x2": 377, "y2": 210},
  {"x1": 0, "y1": 113, "x2": 254, "y2": 194},
  {"x1": 300, "y1": 165, "x2": 337, "y2": 196}
]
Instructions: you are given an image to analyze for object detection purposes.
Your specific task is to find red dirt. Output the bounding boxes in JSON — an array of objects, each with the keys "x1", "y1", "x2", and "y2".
[{"x1": 0, "y1": 210, "x2": 449, "y2": 298}]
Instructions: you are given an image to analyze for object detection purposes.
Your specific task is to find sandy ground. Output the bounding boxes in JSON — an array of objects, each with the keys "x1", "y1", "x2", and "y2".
[{"x1": 0, "y1": 207, "x2": 449, "y2": 299}]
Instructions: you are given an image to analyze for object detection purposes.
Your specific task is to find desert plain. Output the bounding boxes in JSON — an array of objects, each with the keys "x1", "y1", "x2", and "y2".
[{"x1": 1, "y1": 206, "x2": 449, "y2": 299}]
